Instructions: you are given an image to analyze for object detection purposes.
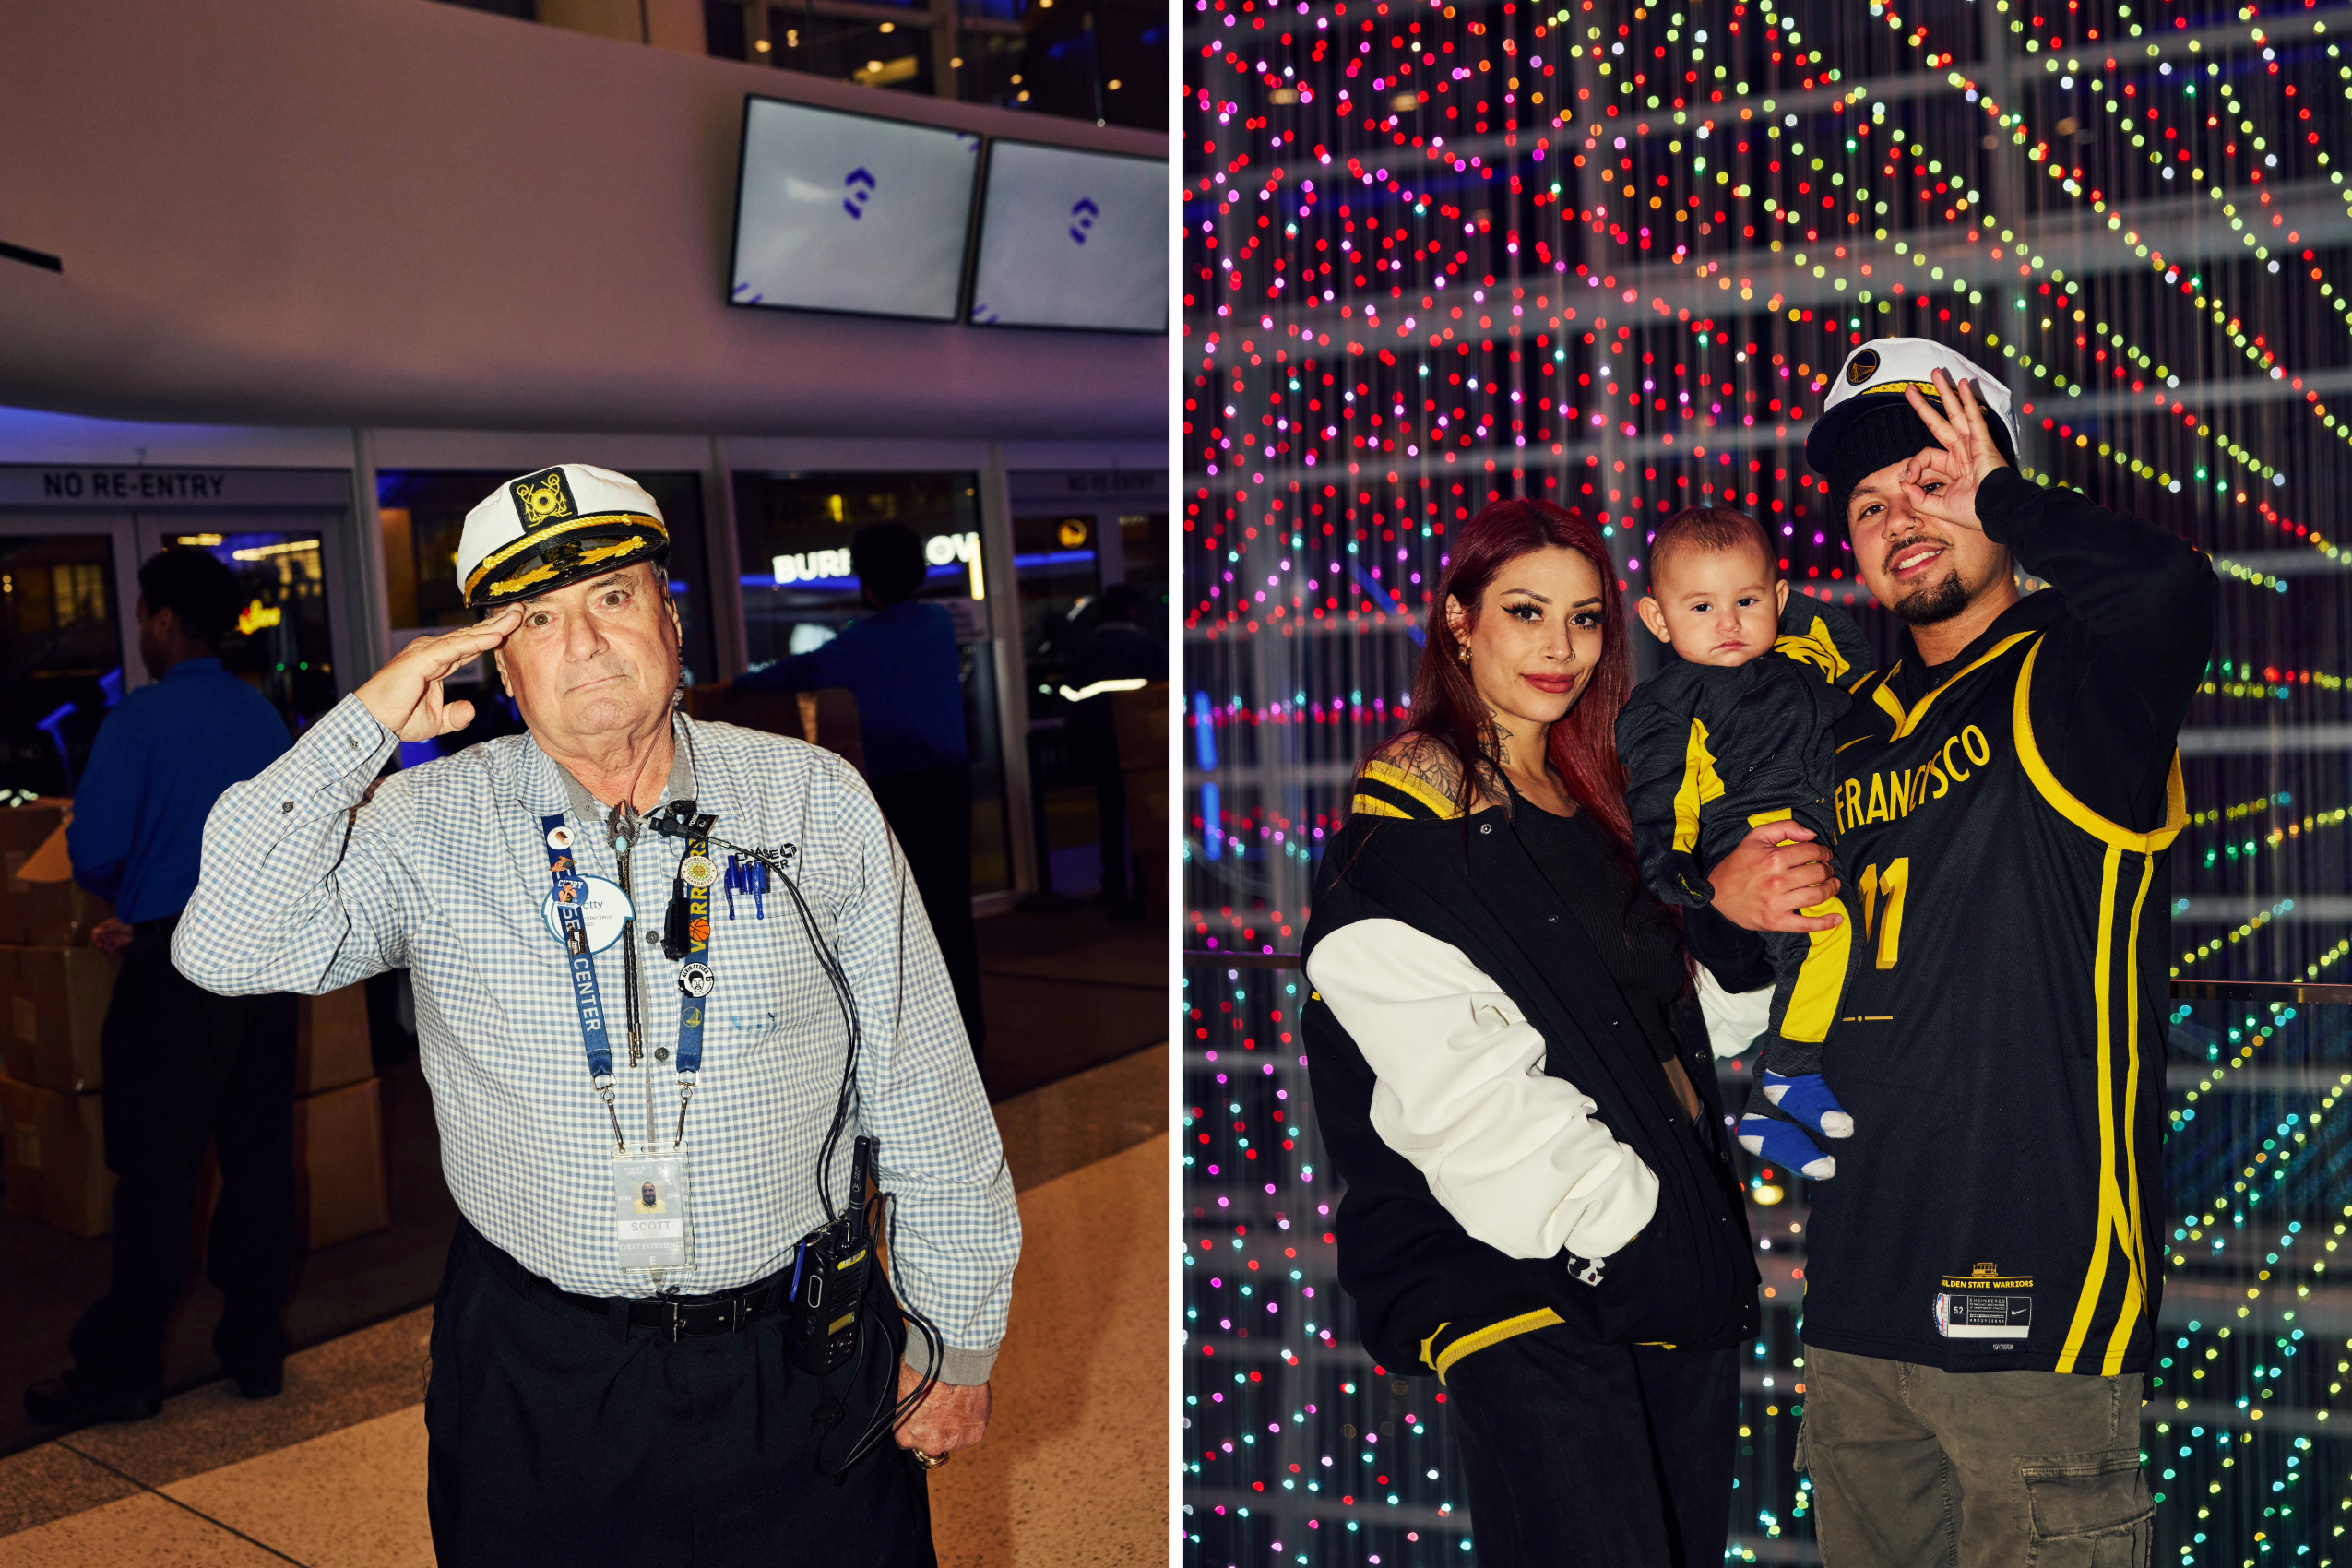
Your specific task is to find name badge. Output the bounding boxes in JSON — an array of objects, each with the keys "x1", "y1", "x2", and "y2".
[
  {"x1": 544, "y1": 875, "x2": 633, "y2": 955},
  {"x1": 612, "y1": 1149, "x2": 692, "y2": 1271}
]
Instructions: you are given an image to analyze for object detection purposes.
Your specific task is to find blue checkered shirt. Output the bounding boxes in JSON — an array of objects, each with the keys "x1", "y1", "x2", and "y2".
[{"x1": 174, "y1": 693, "x2": 1017, "y2": 1383}]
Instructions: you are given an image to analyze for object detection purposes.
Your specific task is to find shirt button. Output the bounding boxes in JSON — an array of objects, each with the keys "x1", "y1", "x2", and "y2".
[{"x1": 280, "y1": 802, "x2": 293, "y2": 813}]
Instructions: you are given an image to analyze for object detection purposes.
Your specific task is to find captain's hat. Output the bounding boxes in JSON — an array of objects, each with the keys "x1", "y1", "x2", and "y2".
[
  {"x1": 456, "y1": 464, "x2": 668, "y2": 610},
  {"x1": 1804, "y1": 336, "x2": 2019, "y2": 479}
]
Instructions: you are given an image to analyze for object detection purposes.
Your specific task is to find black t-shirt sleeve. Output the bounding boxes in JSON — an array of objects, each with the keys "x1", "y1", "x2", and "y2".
[{"x1": 1975, "y1": 469, "x2": 2216, "y2": 829}]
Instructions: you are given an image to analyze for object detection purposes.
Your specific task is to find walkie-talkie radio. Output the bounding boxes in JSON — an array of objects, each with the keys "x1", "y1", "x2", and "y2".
[
  {"x1": 647, "y1": 793, "x2": 940, "y2": 1463},
  {"x1": 789, "y1": 1134, "x2": 875, "y2": 1375}
]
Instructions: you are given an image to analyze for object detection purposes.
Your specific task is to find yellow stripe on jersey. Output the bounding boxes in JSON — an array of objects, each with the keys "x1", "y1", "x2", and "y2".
[
  {"x1": 2103, "y1": 852, "x2": 2159, "y2": 1372},
  {"x1": 2057, "y1": 842, "x2": 2131, "y2": 1374},
  {"x1": 1669, "y1": 719, "x2": 1727, "y2": 854},
  {"x1": 1350, "y1": 794, "x2": 1416, "y2": 820},
  {"x1": 1359, "y1": 758, "x2": 1462, "y2": 820},
  {"x1": 1775, "y1": 614, "x2": 1853, "y2": 683},
  {"x1": 1781, "y1": 897, "x2": 1853, "y2": 1042},
  {"x1": 2013, "y1": 639, "x2": 2190, "y2": 852},
  {"x1": 1888, "y1": 631, "x2": 2039, "y2": 741}
]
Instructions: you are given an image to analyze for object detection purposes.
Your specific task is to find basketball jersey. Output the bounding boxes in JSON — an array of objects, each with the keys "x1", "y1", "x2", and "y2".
[{"x1": 1800, "y1": 588, "x2": 2186, "y2": 1376}]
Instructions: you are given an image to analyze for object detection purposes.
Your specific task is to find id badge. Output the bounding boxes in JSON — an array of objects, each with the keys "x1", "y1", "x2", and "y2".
[{"x1": 612, "y1": 1149, "x2": 692, "y2": 1271}]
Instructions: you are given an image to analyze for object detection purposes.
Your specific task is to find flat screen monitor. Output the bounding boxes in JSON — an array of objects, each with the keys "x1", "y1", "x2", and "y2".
[
  {"x1": 968, "y1": 141, "x2": 1167, "y2": 333},
  {"x1": 730, "y1": 96, "x2": 979, "y2": 322}
]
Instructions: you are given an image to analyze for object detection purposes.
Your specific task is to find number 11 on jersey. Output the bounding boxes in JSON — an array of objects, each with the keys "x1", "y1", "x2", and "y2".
[{"x1": 1858, "y1": 859, "x2": 1911, "y2": 970}]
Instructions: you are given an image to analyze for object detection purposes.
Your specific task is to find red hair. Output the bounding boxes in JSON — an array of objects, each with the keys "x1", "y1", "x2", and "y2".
[{"x1": 1404, "y1": 497, "x2": 1634, "y2": 858}]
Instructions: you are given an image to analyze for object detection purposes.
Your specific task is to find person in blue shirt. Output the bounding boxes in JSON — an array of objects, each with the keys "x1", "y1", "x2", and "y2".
[
  {"x1": 25, "y1": 548, "x2": 295, "y2": 1429},
  {"x1": 1061, "y1": 584, "x2": 1167, "y2": 916},
  {"x1": 734, "y1": 524, "x2": 984, "y2": 1061}
]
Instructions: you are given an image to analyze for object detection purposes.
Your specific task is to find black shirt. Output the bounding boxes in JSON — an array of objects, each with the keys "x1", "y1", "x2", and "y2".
[{"x1": 1506, "y1": 789, "x2": 1689, "y2": 1064}]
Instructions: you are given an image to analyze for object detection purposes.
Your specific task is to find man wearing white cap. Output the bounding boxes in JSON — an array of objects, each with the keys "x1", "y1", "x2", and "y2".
[
  {"x1": 174, "y1": 464, "x2": 1017, "y2": 1564},
  {"x1": 1703, "y1": 340, "x2": 2214, "y2": 1562}
]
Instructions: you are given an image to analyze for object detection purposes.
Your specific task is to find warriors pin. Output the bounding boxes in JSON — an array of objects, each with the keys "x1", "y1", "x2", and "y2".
[
  {"x1": 679, "y1": 961, "x2": 716, "y2": 998},
  {"x1": 681, "y1": 855, "x2": 720, "y2": 889}
]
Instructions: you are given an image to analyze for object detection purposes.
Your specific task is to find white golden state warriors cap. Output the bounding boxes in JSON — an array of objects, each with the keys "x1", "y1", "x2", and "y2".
[
  {"x1": 1803, "y1": 336, "x2": 2019, "y2": 478},
  {"x1": 455, "y1": 464, "x2": 668, "y2": 610}
]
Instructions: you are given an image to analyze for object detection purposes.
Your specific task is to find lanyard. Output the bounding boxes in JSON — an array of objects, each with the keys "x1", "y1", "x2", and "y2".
[
  {"x1": 542, "y1": 814, "x2": 616, "y2": 1085},
  {"x1": 541, "y1": 812, "x2": 710, "y2": 1145},
  {"x1": 675, "y1": 838, "x2": 710, "y2": 1075}
]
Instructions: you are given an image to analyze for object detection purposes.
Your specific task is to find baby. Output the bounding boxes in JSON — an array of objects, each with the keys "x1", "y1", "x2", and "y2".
[{"x1": 1614, "y1": 505, "x2": 1873, "y2": 1180}]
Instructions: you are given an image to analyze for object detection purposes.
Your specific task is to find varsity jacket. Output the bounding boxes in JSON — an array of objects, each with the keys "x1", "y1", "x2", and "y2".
[
  {"x1": 1616, "y1": 593, "x2": 1876, "y2": 909},
  {"x1": 1802, "y1": 467, "x2": 2215, "y2": 1375},
  {"x1": 1300, "y1": 773, "x2": 1760, "y2": 1379}
]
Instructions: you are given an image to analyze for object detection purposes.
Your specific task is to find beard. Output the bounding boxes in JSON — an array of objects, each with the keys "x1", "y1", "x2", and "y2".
[
  {"x1": 1889, "y1": 566, "x2": 1970, "y2": 625},
  {"x1": 1882, "y1": 535, "x2": 1971, "y2": 625}
]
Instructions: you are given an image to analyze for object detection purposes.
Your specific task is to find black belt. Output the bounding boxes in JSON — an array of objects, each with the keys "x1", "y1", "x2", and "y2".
[{"x1": 460, "y1": 1218, "x2": 797, "y2": 1342}]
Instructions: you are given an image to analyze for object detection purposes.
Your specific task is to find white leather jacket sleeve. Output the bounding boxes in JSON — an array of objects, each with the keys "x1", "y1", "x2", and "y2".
[
  {"x1": 1695, "y1": 962, "x2": 1774, "y2": 1059},
  {"x1": 1305, "y1": 918, "x2": 1658, "y2": 1261}
]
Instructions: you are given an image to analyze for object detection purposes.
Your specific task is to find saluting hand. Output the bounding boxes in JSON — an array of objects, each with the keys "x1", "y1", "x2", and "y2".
[
  {"x1": 1896, "y1": 367, "x2": 2011, "y2": 537},
  {"x1": 354, "y1": 607, "x2": 523, "y2": 742}
]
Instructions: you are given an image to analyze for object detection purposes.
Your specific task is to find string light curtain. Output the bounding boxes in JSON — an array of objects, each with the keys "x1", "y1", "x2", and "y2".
[{"x1": 1184, "y1": 0, "x2": 2352, "y2": 1561}]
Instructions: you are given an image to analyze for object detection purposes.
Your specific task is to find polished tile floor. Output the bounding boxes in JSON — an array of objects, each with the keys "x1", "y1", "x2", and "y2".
[{"x1": 0, "y1": 1050, "x2": 1169, "y2": 1567}]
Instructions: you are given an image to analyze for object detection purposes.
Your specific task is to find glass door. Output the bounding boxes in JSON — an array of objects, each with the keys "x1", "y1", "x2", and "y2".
[
  {"x1": 137, "y1": 517, "x2": 344, "y2": 736},
  {"x1": 0, "y1": 515, "x2": 137, "y2": 796}
]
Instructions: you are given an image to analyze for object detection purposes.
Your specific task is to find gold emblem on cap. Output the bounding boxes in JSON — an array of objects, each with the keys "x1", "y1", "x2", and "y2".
[
  {"x1": 511, "y1": 469, "x2": 577, "y2": 528},
  {"x1": 1845, "y1": 347, "x2": 1881, "y2": 386}
]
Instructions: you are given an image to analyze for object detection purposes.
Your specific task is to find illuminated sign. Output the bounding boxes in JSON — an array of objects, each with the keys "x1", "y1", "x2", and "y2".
[
  {"x1": 772, "y1": 529, "x2": 984, "y2": 599},
  {"x1": 771, "y1": 547, "x2": 851, "y2": 585}
]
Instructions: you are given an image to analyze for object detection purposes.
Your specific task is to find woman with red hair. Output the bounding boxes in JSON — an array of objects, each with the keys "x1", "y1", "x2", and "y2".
[{"x1": 1300, "y1": 497, "x2": 1759, "y2": 1566}]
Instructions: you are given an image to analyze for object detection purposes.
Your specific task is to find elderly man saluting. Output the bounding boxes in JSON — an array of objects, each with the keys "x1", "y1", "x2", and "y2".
[{"x1": 174, "y1": 465, "x2": 1017, "y2": 1565}]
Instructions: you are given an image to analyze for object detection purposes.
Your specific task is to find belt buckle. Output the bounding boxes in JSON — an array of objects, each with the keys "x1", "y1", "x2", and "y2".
[
  {"x1": 664, "y1": 1299, "x2": 684, "y2": 1343},
  {"x1": 723, "y1": 1295, "x2": 742, "y2": 1334}
]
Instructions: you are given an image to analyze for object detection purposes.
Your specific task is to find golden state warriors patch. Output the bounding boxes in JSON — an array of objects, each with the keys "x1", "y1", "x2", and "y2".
[{"x1": 1934, "y1": 1263, "x2": 2033, "y2": 1342}]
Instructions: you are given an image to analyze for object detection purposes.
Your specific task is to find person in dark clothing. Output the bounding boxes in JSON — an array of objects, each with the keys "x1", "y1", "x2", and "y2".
[
  {"x1": 1703, "y1": 339, "x2": 2215, "y2": 1564},
  {"x1": 1060, "y1": 583, "x2": 1165, "y2": 911},
  {"x1": 26, "y1": 548, "x2": 295, "y2": 1426},
  {"x1": 733, "y1": 524, "x2": 984, "y2": 1059},
  {"x1": 1302, "y1": 498, "x2": 1757, "y2": 1567},
  {"x1": 1616, "y1": 505, "x2": 1878, "y2": 1180}
]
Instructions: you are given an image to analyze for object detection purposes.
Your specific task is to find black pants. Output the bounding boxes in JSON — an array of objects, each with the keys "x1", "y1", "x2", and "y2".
[
  {"x1": 69, "y1": 923, "x2": 299, "y2": 1392},
  {"x1": 1067, "y1": 730, "x2": 1131, "y2": 902},
  {"x1": 1445, "y1": 1328, "x2": 1740, "y2": 1568},
  {"x1": 868, "y1": 763, "x2": 984, "y2": 1058},
  {"x1": 426, "y1": 1220, "x2": 936, "y2": 1568}
]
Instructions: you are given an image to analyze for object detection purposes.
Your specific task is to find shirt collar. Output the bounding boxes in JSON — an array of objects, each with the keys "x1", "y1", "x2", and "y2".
[
  {"x1": 541, "y1": 711, "x2": 698, "y2": 840},
  {"x1": 162, "y1": 656, "x2": 225, "y2": 679},
  {"x1": 1892, "y1": 584, "x2": 2064, "y2": 701}
]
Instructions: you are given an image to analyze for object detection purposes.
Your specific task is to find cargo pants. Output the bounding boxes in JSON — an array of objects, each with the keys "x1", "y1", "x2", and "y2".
[{"x1": 1798, "y1": 1344, "x2": 2152, "y2": 1568}]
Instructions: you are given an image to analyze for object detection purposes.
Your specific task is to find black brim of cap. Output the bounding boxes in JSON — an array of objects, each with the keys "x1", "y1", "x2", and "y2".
[
  {"x1": 465, "y1": 523, "x2": 669, "y2": 609},
  {"x1": 1804, "y1": 389, "x2": 2017, "y2": 475}
]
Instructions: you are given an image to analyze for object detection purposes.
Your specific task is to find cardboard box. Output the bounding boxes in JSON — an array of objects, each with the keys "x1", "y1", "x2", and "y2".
[
  {"x1": 1113, "y1": 683, "x2": 1169, "y2": 913},
  {"x1": 0, "y1": 944, "x2": 117, "y2": 1095},
  {"x1": 296, "y1": 986, "x2": 374, "y2": 1096},
  {"x1": 0, "y1": 1072, "x2": 113, "y2": 1238},
  {"x1": 0, "y1": 802, "x2": 112, "y2": 947},
  {"x1": 291, "y1": 1076, "x2": 388, "y2": 1250}
]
